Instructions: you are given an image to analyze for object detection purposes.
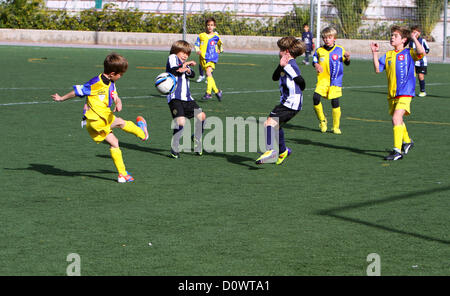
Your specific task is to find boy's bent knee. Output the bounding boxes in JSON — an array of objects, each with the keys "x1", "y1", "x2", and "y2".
[
  {"x1": 313, "y1": 92, "x2": 322, "y2": 105},
  {"x1": 197, "y1": 112, "x2": 206, "y2": 121},
  {"x1": 265, "y1": 117, "x2": 278, "y2": 127},
  {"x1": 105, "y1": 133, "x2": 119, "y2": 148},
  {"x1": 112, "y1": 117, "x2": 126, "y2": 129},
  {"x1": 331, "y1": 98, "x2": 340, "y2": 108},
  {"x1": 175, "y1": 117, "x2": 186, "y2": 127}
]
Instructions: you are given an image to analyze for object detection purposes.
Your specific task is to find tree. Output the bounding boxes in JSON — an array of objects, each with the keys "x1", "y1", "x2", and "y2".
[
  {"x1": 330, "y1": 0, "x2": 370, "y2": 39},
  {"x1": 415, "y1": 0, "x2": 444, "y2": 41}
]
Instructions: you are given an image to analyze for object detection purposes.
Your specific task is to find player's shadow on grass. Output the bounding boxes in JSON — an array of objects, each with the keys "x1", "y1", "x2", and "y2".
[
  {"x1": 283, "y1": 123, "x2": 320, "y2": 133},
  {"x1": 416, "y1": 93, "x2": 448, "y2": 99},
  {"x1": 316, "y1": 185, "x2": 450, "y2": 245},
  {"x1": 291, "y1": 138, "x2": 385, "y2": 159},
  {"x1": 4, "y1": 164, "x2": 115, "y2": 182},
  {"x1": 204, "y1": 152, "x2": 261, "y2": 170},
  {"x1": 108, "y1": 141, "x2": 169, "y2": 157},
  {"x1": 349, "y1": 89, "x2": 387, "y2": 96}
]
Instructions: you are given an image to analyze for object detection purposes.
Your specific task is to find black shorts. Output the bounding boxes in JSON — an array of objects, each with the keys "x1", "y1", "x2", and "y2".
[
  {"x1": 169, "y1": 99, "x2": 202, "y2": 119},
  {"x1": 268, "y1": 104, "x2": 299, "y2": 125},
  {"x1": 415, "y1": 66, "x2": 427, "y2": 75}
]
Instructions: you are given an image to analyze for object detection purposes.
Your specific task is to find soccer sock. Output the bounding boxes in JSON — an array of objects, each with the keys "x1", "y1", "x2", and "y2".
[
  {"x1": 419, "y1": 80, "x2": 426, "y2": 92},
  {"x1": 206, "y1": 76, "x2": 219, "y2": 94},
  {"x1": 110, "y1": 147, "x2": 127, "y2": 175},
  {"x1": 279, "y1": 128, "x2": 286, "y2": 153},
  {"x1": 265, "y1": 125, "x2": 275, "y2": 151},
  {"x1": 332, "y1": 107, "x2": 341, "y2": 130},
  {"x1": 172, "y1": 126, "x2": 184, "y2": 153},
  {"x1": 393, "y1": 125, "x2": 404, "y2": 151},
  {"x1": 402, "y1": 123, "x2": 411, "y2": 143},
  {"x1": 122, "y1": 120, "x2": 145, "y2": 140},
  {"x1": 313, "y1": 102, "x2": 326, "y2": 122}
]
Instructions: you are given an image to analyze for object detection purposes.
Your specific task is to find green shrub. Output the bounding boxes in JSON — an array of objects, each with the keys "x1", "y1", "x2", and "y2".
[
  {"x1": 330, "y1": 0, "x2": 370, "y2": 39},
  {"x1": 0, "y1": 0, "x2": 437, "y2": 41},
  {"x1": 415, "y1": 0, "x2": 444, "y2": 41}
]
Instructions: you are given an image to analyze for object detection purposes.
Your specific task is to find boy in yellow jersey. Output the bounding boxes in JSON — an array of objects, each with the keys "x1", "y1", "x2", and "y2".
[
  {"x1": 197, "y1": 17, "x2": 224, "y2": 101},
  {"x1": 312, "y1": 27, "x2": 350, "y2": 134},
  {"x1": 371, "y1": 25, "x2": 425, "y2": 160},
  {"x1": 52, "y1": 53, "x2": 149, "y2": 182}
]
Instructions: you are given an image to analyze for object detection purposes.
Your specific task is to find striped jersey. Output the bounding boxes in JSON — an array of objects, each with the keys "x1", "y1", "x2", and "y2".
[
  {"x1": 312, "y1": 44, "x2": 348, "y2": 88},
  {"x1": 196, "y1": 32, "x2": 223, "y2": 63},
  {"x1": 409, "y1": 37, "x2": 430, "y2": 67},
  {"x1": 302, "y1": 31, "x2": 314, "y2": 52},
  {"x1": 279, "y1": 59, "x2": 303, "y2": 111},
  {"x1": 73, "y1": 74, "x2": 116, "y2": 121},
  {"x1": 166, "y1": 54, "x2": 194, "y2": 102},
  {"x1": 378, "y1": 48, "x2": 423, "y2": 98}
]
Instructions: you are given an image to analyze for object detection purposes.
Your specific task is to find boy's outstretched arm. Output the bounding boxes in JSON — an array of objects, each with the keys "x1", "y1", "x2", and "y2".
[
  {"x1": 52, "y1": 90, "x2": 76, "y2": 102},
  {"x1": 411, "y1": 31, "x2": 425, "y2": 56},
  {"x1": 370, "y1": 42, "x2": 381, "y2": 73}
]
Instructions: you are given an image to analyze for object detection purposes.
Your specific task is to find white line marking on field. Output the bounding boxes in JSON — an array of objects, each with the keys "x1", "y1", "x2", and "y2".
[{"x1": 0, "y1": 83, "x2": 449, "y2": 107}]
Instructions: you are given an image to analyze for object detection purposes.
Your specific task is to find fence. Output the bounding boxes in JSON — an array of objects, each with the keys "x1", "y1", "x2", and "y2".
[{"x1": 22, "y1": 1, "x2": 450, "y2": 60}]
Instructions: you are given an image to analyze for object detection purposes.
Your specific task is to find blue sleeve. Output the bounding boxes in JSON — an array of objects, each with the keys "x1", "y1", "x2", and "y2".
[
  {"x1": 378, "y1": 54, "x2": 386, "y2": 72},
  {"x1": 73, "y1": 76, "x2": 99, "y2": 97},
  {"x1": 73, "y1": 82, "x2": 92, "y2": 97}
]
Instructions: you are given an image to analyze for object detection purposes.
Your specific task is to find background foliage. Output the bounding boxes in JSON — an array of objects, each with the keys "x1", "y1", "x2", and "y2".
[
  {"x1": 330, "y1": 0, "x2": 370, "y2": 39},
  {"x1": 0, "y1": 0, "x2": 445, "y2": 40}
]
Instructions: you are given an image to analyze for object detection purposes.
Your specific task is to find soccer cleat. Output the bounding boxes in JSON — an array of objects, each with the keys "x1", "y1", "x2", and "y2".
[
  {"x1": 118, "y1": 172, "x2": 134, "y2": 183},
  {"x1": 319, "y1": 119, "x2": 327, "y2": 133},
  {"x1": 332, "y1": 128, "x2": 342, "y2": 135},
  {"x1": 302, "y1": 60, "x2": 310, "y2": 65},
  {"x1": 202, "y1": 93, "x2": 212, "y2": 101},
  {"x1": 169, "y1": 150, "x2": 180, "y2": 159},
  {"x1": 402, "y1": 140, "x2": 414, "y2": 155},
  {"x1": 215, "y1": 90, "x2": 223, "y2": 102},
  {"x1": 255, "y1": 149, "x2": 278, "y2": 164},
  {"x1": 418, "y1": 92, "x2": 426, "y2": 97},
  {"x1": 136, "y1": 116, "x2": 149, "y2": 141},
  {"x1": 196, "y1": 75, "x2": 205, "y2": 83},
  {"x1": 276, "y1": 148, "x2": 291, "y2": 165},
  {"x1": 191, "y1": 134, "x2": 203, "y2": 156},
  {"x1": 384, "y1": 149, "x2": 403, "y2": 161}
]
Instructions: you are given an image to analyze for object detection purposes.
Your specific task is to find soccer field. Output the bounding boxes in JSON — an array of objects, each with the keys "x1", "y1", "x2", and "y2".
[{"x1": 0, "y1": 45, "x2": 449, "y2": 276}]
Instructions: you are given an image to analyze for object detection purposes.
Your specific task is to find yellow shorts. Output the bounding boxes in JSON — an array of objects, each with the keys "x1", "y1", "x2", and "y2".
[
  {"x1": 200, "y1": 59, "x2": 216, "y2": 71},
  {"x1": 388, "y1": 96, "x2": 411, "y2": 116},
  {"x1": 86, "y1": 113, "x2": 115, "y2": 143},
  {"x1": 315, "y1": 84, "x2": 342, "y2": 100}
]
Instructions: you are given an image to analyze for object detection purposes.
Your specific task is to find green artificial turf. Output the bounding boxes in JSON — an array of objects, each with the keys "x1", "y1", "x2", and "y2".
[{"x1": 0, "y1": 45, "x2": 448, "y2": 275}]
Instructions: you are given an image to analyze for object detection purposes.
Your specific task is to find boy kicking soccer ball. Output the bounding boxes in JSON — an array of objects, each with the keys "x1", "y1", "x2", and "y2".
[{"x1": 52, "y1": 53, "x2": 149, "y2": 182}]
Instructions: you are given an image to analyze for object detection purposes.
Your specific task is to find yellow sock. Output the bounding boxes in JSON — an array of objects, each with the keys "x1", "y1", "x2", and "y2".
[
  {"x1": 206, "y1": 76, "x2": 218, "y2": 94},
  {"x1": 313, "y1": 102, "x2": 326, "y2": 122},
  {"x1": 110, "y1": 147, "x2": 127, "y2": 175},
  {"x1": 393, "y1": 125, "x2": 404, "y2": 151},
  {"x1": 122, "y1": 120, "x2": 145, "y2": 140},
  {"x1": 402, "y1": 123, "x2": 411, "y2": 143},
  {"x1": 332, "y1": 107, "x2": 341, "y2": 130}
]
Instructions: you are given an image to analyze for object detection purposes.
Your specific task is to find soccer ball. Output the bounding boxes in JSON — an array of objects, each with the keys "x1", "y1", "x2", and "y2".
[{"x1": 154, "y1": 72, "x2": 176, "y2": 95}]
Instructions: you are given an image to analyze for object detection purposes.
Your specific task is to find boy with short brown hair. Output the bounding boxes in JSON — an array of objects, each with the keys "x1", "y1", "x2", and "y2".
[
  {"x1": 52, "y1": 52, "x2": 149, "y2": 183},
  {"x1": 371, "y1": 25, "x2": 425, "y2": 160}
]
